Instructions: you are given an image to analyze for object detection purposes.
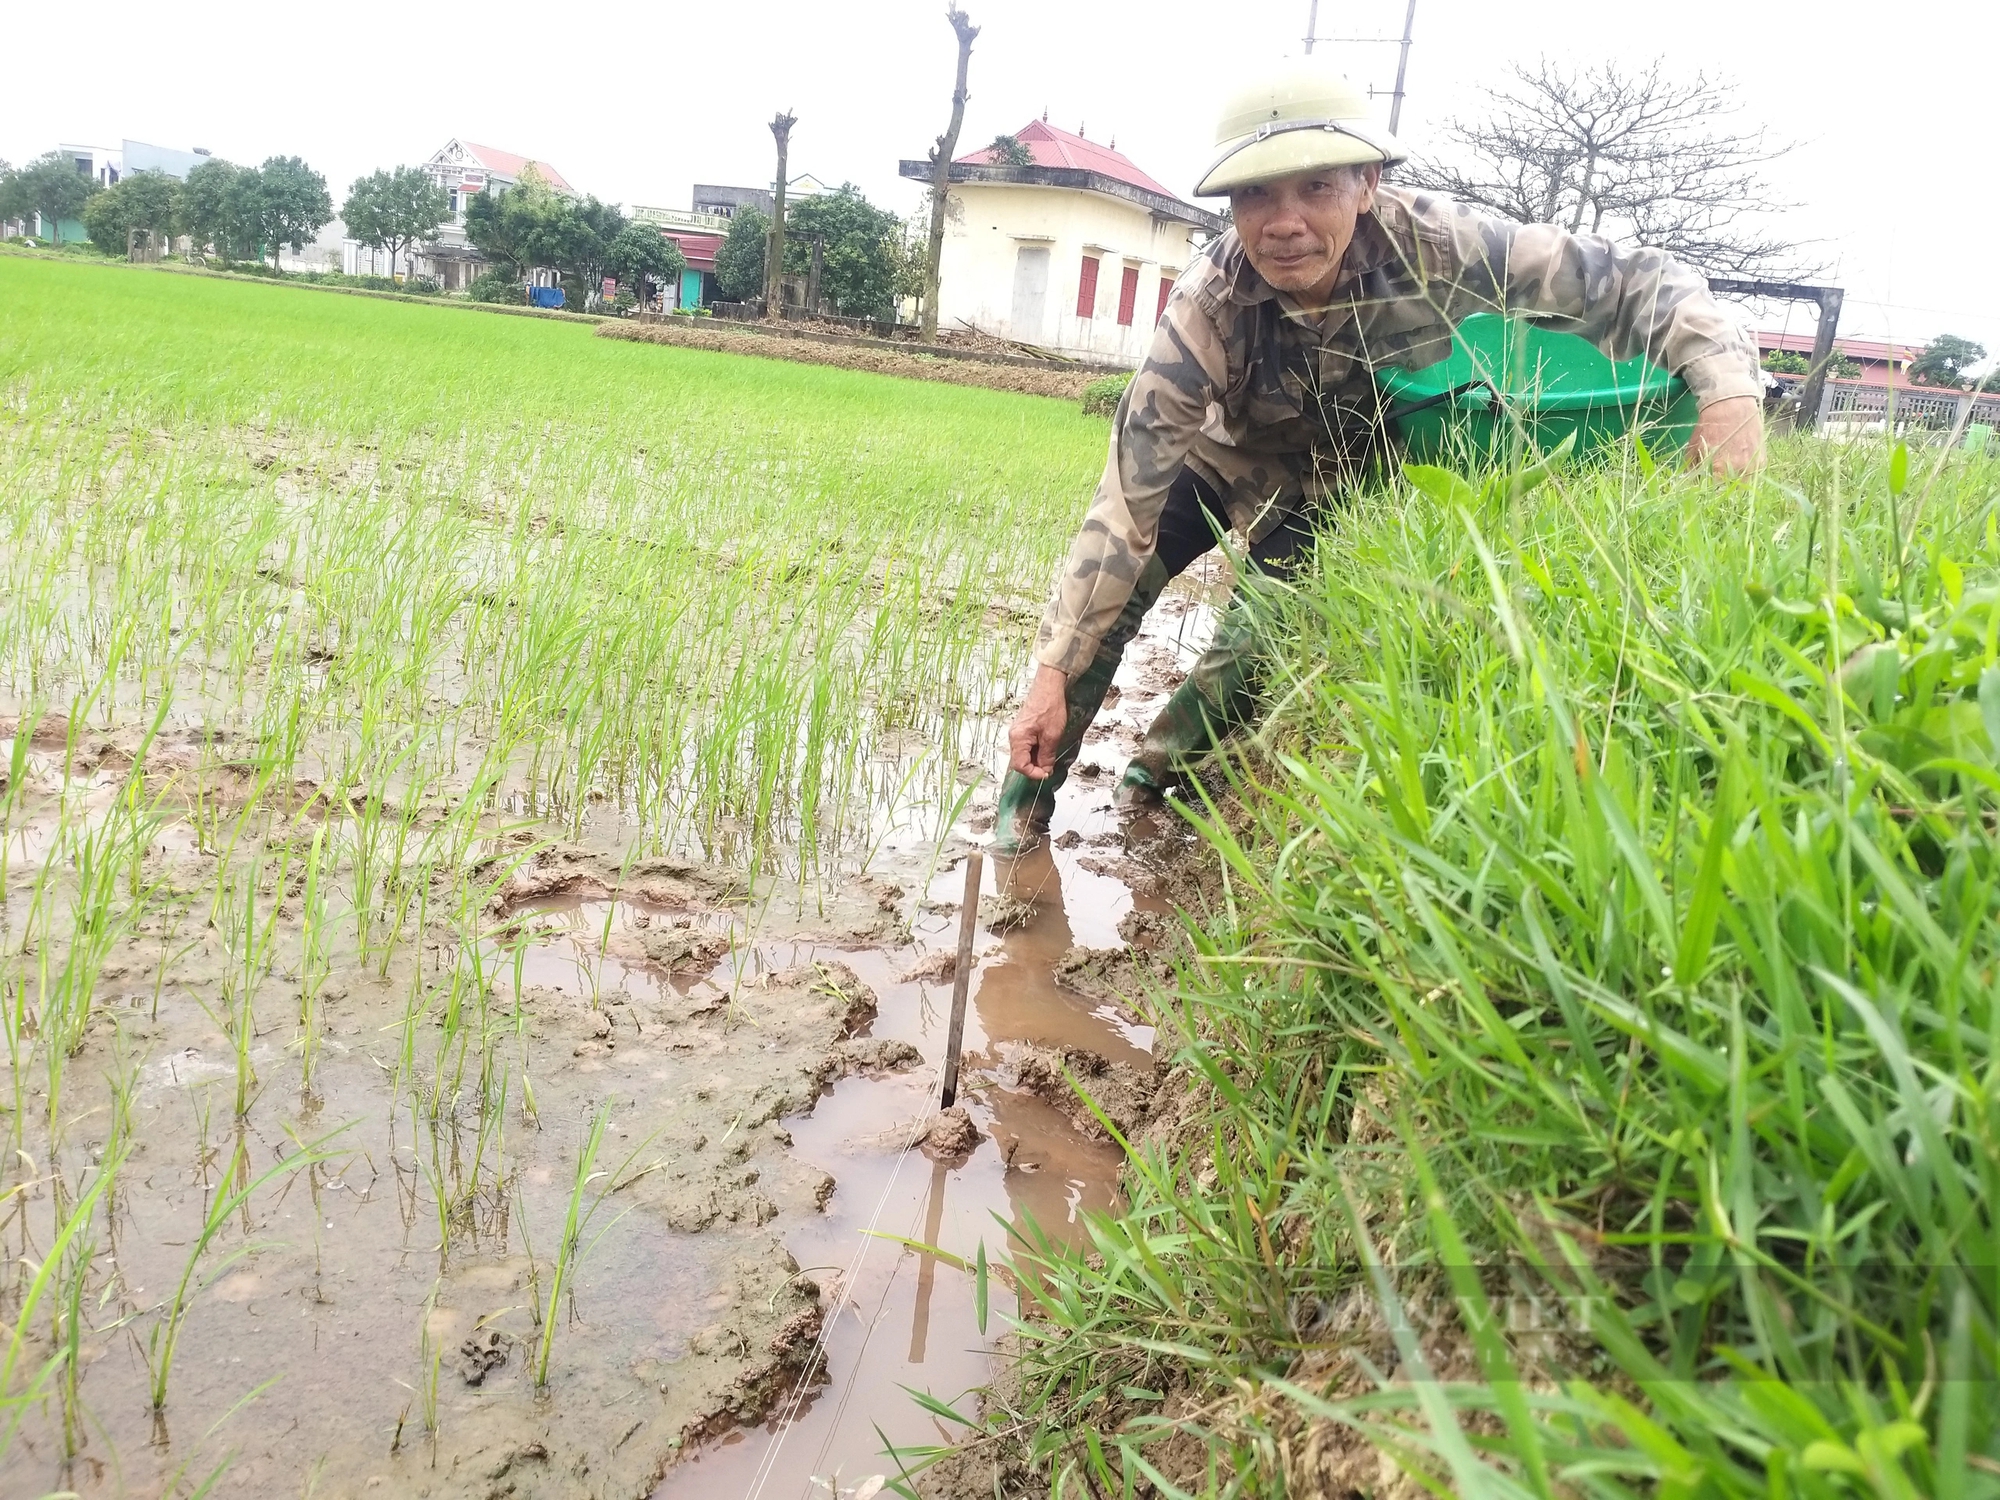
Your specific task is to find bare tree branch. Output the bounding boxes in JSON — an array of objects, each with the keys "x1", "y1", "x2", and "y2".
[
  {"x1": 920, "y1": 6, "x2": 980, "y2": 342},
  {"x1": 1398, "y1": 58, "x2": 1817, "y2": 280}
]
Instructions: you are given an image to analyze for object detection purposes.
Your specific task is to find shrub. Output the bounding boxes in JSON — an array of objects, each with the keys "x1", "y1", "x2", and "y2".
[
  {"x1": 1080, "y1": 372, "x2": 1132, "y2": 417},
  {"x1": 467, "y1": 269, "x2": 523, "y2": 304}
]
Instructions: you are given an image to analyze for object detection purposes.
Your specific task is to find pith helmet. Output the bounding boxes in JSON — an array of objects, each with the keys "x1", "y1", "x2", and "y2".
[{"x1": 1194, "y1": 61, "x2": 1407, "y2": 197}]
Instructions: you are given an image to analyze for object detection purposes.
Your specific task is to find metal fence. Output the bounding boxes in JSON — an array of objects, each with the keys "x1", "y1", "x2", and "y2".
[
  {"x1": 1825, "y1": 384, "x2": 2000, "y2": 433},
  {"x1": 1772, "y1": 375, "x2": 2000, "y2": 435}
]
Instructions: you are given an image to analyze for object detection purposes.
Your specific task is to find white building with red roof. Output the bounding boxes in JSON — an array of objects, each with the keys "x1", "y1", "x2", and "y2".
[
  {"x1": 373, "y1": 138, "x2": 578, "y2": 289},
  {"x1": 900, "y1": 118, "x2": 1224, "y2": 366}
]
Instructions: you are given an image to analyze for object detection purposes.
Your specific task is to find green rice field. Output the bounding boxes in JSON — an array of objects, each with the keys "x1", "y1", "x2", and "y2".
[
  {"x1": 0, "y1": 251, "x2": 1111, "y2": 1497},
  {"x1": 0, "y1": 253, "x2": 1104, "y2": 877}
]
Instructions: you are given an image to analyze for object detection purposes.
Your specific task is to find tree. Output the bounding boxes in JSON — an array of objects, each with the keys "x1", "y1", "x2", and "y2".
[
  {"x1": 1908, "y1": 334, "x2": 1986, "y2": 390},
  {"x1": 765, "y1": 113, "x2": 797, "y2": 313},
  {"x1": 82, "y1": 170, "x2": 181, "y2": 255},
  {"x1": 464, "y1": 167, "x2": 570, "y2": 278},
  {"x1": 238, "y1": 157, "x2": 333, "y2": 271},
  {"x1": 341, "y1": 166, "x2": 449, "y2": 279},
  {"x1": 607, "y1": 223, "x2": 686, "y2": 311},
  {"x1": 180, "y1": 158, "x2": 249, "y2": 257},
  {"x1": 1398, "y1": 59, "x2": 1810, "y2": 279},
  {"x1": 714, "y1": 207, "x2": 769, "y2": 302},
  {"x1": 0, "y1": 152, "x2": 100, "y2": 244},
  {"x1": 986, "y1": 133, "x2": 1032, "y2": 167},
  {"x1": 920, "y1": 7, "x2": 980, "y2": 340},
  {"x1": 784, "y1": 186, "x2": 901, "y2": 321},
  {"x1": 885, "y1": 208, "x2": 930, "y2": 316},
  {"x1": 1762, "y1": 348, "x2": 1859, "y2": 380},
  {"x1": 463, "y1": 181, "x2": 530, "y2": 277},
  {"x1": 564, "y1": 197, "x2": 629, "y2": 305}
]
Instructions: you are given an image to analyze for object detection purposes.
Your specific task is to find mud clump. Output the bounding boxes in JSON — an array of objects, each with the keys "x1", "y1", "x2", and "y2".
[
  {"x1": 993, "y1": 1044, "x2": 1159, "y2": 1142},
  {"x1": 634, "y1": 922, "x2": 733, "y2": 972},
  {"x1": 832, "y1": 1036, "x2": 925, "y2": 1077},
  {"x1": 1052, "y1": 944, "x2": 1170, "y2": 1011},
  {"x1": 900, "y1": 948, "x2": 961, "y2": 984},
  {"x1": 978, "y1": 892, "x2": 1038, "y2": 933},
  {"x1": 918, "y1": 1105, "x2": 983, "y2": 1162}
]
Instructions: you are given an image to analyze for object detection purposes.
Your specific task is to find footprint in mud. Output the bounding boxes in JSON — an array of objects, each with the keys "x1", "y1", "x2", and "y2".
[{"x1": 458, "y1": 1329, "x2": 513, "y2": 1387}]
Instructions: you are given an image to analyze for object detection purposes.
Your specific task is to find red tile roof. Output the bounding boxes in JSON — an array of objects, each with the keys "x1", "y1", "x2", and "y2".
[
  {"x1": 460, "y1": 141, "x2": 575, "y2": 195},
  {"x1": 1759, "y1": 330, "x2": 1923, "y2": 365},
  {"x1": 957, "y1": 119, "x2": 1178, "y2": 200}
]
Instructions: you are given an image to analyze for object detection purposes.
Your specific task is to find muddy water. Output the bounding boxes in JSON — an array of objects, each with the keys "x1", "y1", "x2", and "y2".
[
  {"x1": 652, "y1": 584, "x2": 1218, "y2": 1500},
  {"x1": 0, "y1": 574, "x2": 1217, "y2": 1500}
]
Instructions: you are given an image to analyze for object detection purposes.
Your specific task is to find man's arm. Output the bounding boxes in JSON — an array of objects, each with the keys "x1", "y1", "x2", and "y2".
[
  {"x1": 1010, "y1": 286, "x2": 1226, "y2": 778},
  {"x1": 1420, "y1": 203, "x2": 1767, "y2": 472}
]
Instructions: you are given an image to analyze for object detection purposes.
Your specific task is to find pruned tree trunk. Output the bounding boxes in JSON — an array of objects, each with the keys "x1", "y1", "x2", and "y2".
[
  {"x1": 765, "y1": 112, "x2": 797, "y2": 318},
  {"x1": 919, "y1": 7, "x2": 980, "y2": 343}
]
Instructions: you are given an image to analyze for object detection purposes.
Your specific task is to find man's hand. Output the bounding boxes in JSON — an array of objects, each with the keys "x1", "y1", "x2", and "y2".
[
  {"x1": 1008, "y1": 664, "x2": 1070, "y2": 779},
  {"x1": 1689, "y1": 394, "x2": 1766, "y2": 476}
]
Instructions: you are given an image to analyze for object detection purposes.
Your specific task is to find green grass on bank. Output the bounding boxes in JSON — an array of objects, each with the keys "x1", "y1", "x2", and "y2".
[
  {"x1": 981, "y1": 438, "x2": 2000, "y2": 1498},
  {"x1": 0, "y1": 252, "x2": 1105, "y2": 872}
]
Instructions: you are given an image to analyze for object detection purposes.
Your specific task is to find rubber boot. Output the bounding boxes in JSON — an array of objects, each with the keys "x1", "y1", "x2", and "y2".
[
  {"x1": 993, "y1": 556, "x2": 1172, "y2": 853},
  {"x1": 1120, "y1": 587, "x2": 1271, "y2": 797}
]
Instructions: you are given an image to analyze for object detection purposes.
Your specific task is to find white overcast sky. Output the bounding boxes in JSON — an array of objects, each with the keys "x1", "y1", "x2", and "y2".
[{"x1": 2, "y1": 0, "x2": 1986, "y2": 359}]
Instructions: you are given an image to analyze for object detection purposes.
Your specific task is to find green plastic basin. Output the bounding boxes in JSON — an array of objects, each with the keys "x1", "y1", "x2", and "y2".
[{"x1": 1375, "y1": 313, "x2": 1699, "y2": 465}]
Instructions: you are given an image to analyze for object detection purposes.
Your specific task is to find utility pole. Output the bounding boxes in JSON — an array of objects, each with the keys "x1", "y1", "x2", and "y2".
[
  {"x1": 1321, "y1": 2, "x2": 1419, "y2": 133},
  {"x1": 1303, "y1": 0, "x2": 1319, "y2": 52},
  {"x1": 1388, "y1": 0, "x2": 1416, "y2": 134},
  {"x1": 765, "y1": 111, "x2": 797, "y2": 318}
]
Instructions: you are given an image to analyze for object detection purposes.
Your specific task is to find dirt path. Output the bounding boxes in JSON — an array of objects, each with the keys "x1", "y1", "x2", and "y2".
[{"x1": 596, "y1": 321, "x2": 1105, "y2": 402}]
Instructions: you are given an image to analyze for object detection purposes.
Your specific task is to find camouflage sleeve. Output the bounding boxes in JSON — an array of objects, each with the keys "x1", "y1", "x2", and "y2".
[
  {"x1": 1419, "y1": 203, "x2": 1763, "y2": 407},
  {"x1": 1032, "y1": 286, "x2": 1228, "y2": 675}
]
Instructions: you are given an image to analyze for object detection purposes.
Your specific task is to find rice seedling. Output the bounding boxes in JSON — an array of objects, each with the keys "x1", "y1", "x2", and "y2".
[
  {"x1": 143, "y1": 1129, "x2": 343, "y2": 1411},
  {"x1": 0, "y1": 251, "x2": 1103, "y2": 1483},
  {"x1": 533, "y1": 1104, "x2": 612, "y2": 1387},
  {"x1": 294, "y1": 826, "x2": 330, "y2": 1095},
  {"x1": 0, "y1": 1152, "x2": 118, "y2": 1459}
]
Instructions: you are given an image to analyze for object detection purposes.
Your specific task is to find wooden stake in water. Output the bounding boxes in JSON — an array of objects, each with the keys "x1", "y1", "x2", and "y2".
[{"x1": 939, "y1": 849, "x2": 983, "y2": 1109}]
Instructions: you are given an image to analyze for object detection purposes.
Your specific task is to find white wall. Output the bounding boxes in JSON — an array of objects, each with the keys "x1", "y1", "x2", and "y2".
[{"x1": 934, "y1": 183, "x2": 1201, "y2": 367}]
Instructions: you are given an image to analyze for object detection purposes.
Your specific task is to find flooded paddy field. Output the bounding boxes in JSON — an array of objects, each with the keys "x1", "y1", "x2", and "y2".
[{"x1": 0, "y1": 253, "x2": 1219, "y2": 1497}]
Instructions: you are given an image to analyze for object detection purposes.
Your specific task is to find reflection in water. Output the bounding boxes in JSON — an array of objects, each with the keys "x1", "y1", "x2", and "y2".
[
  {"x1": 655, "y1": 591, "x2": 1211, "y2": 1500},
  {"x1": 906, "y1": 1158, "x2": 951, "y2": 1364}
]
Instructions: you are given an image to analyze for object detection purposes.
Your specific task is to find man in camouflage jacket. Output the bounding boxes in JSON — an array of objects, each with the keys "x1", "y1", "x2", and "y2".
[{"x1": 998, "y1": 62, "x2": 1766, "y2": 851}]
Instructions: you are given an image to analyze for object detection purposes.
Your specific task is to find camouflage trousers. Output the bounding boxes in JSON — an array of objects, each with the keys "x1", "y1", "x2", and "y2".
[{"x1": 996, "y1": 467, "x2": 1320, "y2": 849}]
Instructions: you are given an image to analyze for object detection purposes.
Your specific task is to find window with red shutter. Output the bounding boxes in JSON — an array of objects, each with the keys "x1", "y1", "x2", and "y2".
[
  {"x1": 1116, "y1": 265, "x2": 1139, "y2": 326},
  {"x1": 1156, "y1": 273, "x2": 1174, "y2": 322},
  {"x1": 1076, "y1": 254, "x2": 1099, "y2": 318}
]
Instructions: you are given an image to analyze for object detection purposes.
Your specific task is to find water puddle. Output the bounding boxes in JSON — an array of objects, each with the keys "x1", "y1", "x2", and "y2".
[
  {"x1": 653, "y1": 587, "x2": 1214, "y2": 1500},
  {"x1": 0, "y1": 575, "x2": 1217, "y2": 1499}
]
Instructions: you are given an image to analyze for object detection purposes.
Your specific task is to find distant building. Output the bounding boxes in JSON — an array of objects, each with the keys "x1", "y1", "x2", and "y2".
[
  {"x1": 362, "y1": 139, "x2": 577, "y2": 288},
  {"x1": 630, "y1": 205, "x2": 728, "y2": 309},
  {"x1": 899, "y1": 119, "x2": 1223, "y2": 366},
  {"x1": 1758, "y1": 330, "x2": 1923, "y2": 385},
  {"x1": 631, "y1": 179, "x2": 831, "y2": 310},
  {"x1": 690, "y1": 175, "x2": 829, "y2": 222},
  {"x1": 693, "y1": 184, "x2": 771, "y2": 220},
  {"x1": 124, "y1": 140, "x2": 215, "y2": 179},
  {"x1": 18, "y1": 139, "x2": 214, "y2": 241},
  {"x1": 59, "y1": 142, "x2": 126, "y2": 188}
]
